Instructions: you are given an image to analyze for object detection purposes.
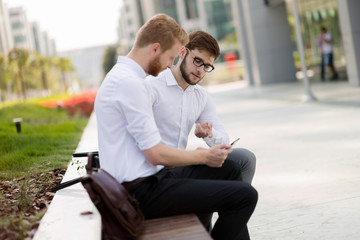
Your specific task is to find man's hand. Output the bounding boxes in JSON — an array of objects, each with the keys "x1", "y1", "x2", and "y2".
[
  {"x1": 196, "y1": 144, "x2": 232, "y2": 168},
  {"x1": 195, "y1": 121, "x2": 213, "y2": 138}
]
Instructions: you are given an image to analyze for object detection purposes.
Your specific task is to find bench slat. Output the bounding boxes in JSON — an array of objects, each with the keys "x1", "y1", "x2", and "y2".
[{"x1": 138, "y1": 214, "x2": 212, "y2": 240}]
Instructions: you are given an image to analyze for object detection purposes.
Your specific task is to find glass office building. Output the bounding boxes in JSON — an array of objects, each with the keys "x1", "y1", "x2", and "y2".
[
  {"x1": 234, "y1": 0, "x2": 359, "y2": 86},
  {"x1": 285, "y1": 0, "x2": 346, "y2": 76},
  {"x1": 118, "y1": 0, "x2": 360, "y2": 86}
]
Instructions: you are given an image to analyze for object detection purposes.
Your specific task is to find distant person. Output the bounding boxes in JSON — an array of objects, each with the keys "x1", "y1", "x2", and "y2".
[
  {"x1": 145, "y1": 30, "x2": 256, "y2": 239},
  {"x1": 317, "y1": 26, "x2": 338, "y2": 81},
  {"x1": 94, "y1": 14, "x2": 258, "y2": 240}
]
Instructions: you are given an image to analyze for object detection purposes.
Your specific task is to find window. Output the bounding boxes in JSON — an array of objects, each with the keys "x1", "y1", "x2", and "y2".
[
  {"x1": 185, "y1": 0, "x2": 199, "y2": 19},
  {"x1": 155, "y1": 0, "x2": 179, "y2": 22},
  {"x1": 11, "y1": 21, "x2": 23, "y2": 30},
  {"x1": 14, "y1": 35, "x2": 26, "y2": 43}
]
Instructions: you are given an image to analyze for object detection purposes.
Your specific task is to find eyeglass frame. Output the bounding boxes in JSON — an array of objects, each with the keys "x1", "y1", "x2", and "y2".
[{"x1": 185, "y1": 47, "x2": 215, "y2": 73}]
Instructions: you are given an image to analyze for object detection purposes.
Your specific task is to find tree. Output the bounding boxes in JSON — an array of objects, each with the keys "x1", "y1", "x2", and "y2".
[
  {"x1": 0, "y1": 53, "x2": 10, "y2": 101},
  {"x1": 102, "y1": 45, "x2": 119, "y2": 76},
  {"x1": 30, "y1": 54, "x2": 52, "y2": 95},
  {"x1": 54, "y1": 57, "x2": 74, "y2": 93},
  {"x1": 8, "y1": 48, "x2": 30, "y2": 100}
]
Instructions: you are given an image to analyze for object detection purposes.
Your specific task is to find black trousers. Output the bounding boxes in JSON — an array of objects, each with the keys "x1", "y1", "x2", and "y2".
[
  {"x1": 321, "y1": 52, "x2": 338, "y2": 80},
  {"x1": 128, "y1": 160, "x2": 258, "y2": 240},
  {"x1": 199, "y1": 148, "x2": 257, "y2": 239}
]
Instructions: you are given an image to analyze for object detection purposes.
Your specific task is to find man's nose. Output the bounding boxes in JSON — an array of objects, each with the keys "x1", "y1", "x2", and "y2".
[{"x1": 196, "y1": 65, "x2": 205, "y2": 72}]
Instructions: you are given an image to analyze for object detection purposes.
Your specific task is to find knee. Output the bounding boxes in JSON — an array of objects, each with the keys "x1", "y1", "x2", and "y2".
[
  {"x1": 247, "y1": 150, "x2": 256, "y2": 169},
  {"x1": 243, "y1": 148, "x2": 256, "y2": 163},
  {"x1": 240, "y1": 184, "x2": 258, "y2": 205},
  {"x1": 229, "y1": 148, "x2": 257, "y2": 167},
  {"x1": 249, "y1": 185, "x2": 258, "y2": 204}
]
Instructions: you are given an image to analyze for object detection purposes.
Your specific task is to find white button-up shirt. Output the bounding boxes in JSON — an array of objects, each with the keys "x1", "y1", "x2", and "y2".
[
  {"x1": 95, "y1": 56, "x2": 163, "y2": 183},
  {"x1": 322, "y1": 33, "x2": 333, "y2": 54},
  {"x1": 145, "y1": 68, "x2": 229, "y2": 150}
]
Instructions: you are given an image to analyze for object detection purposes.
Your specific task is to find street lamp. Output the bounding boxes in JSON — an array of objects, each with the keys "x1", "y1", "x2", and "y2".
[
  {"x1": 13, "y1": 118, "x2": 23, "y2": 133},
  {"x1": 290, "y1": 0, "x2": 317, "y2": 102}
]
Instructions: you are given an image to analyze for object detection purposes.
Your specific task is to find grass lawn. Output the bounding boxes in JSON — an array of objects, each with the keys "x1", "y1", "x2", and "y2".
[{"x1": 0, "y1": 100, "x2": 89, "y2": 239}]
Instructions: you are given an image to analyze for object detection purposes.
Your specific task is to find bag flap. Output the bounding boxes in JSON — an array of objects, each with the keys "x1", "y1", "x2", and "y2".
[{"x1": 90, "y1": 169, "x2": 129, "y2": 208}]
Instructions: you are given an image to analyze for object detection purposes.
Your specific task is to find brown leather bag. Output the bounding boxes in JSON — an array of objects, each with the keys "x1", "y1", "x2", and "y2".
[
  {"x1": 81, "y1": 155, "x2": 145, "y2": 240},
  {"x1": 52, "y1": 153, "x2": 145, "y2": 240}
]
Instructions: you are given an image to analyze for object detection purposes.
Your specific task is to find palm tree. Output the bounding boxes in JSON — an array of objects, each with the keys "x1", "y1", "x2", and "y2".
[
  {"x1": 30, "y1": 54, "x2": 52, "y2": 96},
  {"x1": 8, "y1": 48, "x2": 30, "y2": 100},
  {"x1": 54, "y1": 57, "x2": 74, "y2": 93},
  {"x1": 0, "y1": 53, "x2": 10, "y2": 102},
  {"x1": 102, "y1": 45, "x2": 119, "y2": 76}
]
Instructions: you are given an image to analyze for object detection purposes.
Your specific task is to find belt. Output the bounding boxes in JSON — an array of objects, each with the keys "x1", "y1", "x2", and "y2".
[{"x1": 122, "y1": 177, "x2": 148, "y2": 190}]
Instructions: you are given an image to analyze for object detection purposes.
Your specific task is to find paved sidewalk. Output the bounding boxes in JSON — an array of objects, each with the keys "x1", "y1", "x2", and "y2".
[
  {"x1": 77, "y1": 80, "x2": 360, "y2": 239},
  {"x1": 194, "y1": 80, "x2": 360, "y2": 240}
]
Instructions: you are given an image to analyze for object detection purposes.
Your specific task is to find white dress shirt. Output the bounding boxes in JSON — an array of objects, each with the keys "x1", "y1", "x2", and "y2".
[
  {"x1": 95, "y1": 56, "x2": 163, "y2": 183},
  {"x1": 145, "y1": 68, "x2": 229, "y2": 150},
  {"x1": 322, "y1": 33, "x2": 333, "y2": 54}
]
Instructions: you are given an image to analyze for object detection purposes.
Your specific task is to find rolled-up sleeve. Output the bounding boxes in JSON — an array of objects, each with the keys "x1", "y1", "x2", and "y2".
[{"x1": 117, "y1": 76, "x2": 161, "y2": 150}]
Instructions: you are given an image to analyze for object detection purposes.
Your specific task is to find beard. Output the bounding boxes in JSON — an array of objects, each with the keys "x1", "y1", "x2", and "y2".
[
  {"x1": 147, "y1": 55, "x2": 164, "y2": 76},
  {"x1": 180, "y1": 55, "x2": 202, "y2": 86}
]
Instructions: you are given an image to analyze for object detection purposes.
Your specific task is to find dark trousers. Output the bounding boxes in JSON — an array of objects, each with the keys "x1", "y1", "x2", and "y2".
[
  {"x1": 227, "y1": 148, "x2": 256, "y2": 184},
  {"x1": 199, "y1": 148, "x2": 257, "y2": 239},
  {"x1": 321, "y1": 53, "x2": 338, "y2": 80},
  {"x1": 128, "y1": 160, "x2": 258, "y2": 240}
]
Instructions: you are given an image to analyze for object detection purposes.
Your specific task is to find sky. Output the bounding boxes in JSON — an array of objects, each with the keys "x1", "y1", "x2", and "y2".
[{"x1": 4, "y1": 0, "x2": 123, "y2": 52}]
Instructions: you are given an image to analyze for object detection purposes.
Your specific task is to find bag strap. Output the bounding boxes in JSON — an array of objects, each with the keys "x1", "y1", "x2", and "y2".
[
  {"x1": 51, "y1": 176, "x2": 83, "y2": 192},
  {"x1": 86, "y1": 153, "x2": 99, "y2": 173},
  {"x1": 51, "y1": 153, "x2": 98, "y2": 192}
]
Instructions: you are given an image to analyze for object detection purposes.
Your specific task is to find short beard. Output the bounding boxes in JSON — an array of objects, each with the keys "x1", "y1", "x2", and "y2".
[
  {"x1": 147, "y1": 55, "x2": 163, "y2": 76},
  {"x1": 180, "y1": 53, "x2": 201, "y2": 86}
]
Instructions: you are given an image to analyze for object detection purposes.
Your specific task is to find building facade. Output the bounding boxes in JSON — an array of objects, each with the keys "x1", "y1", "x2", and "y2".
[
  {"x1": 234, "y1": 0, "x2": 360, "y2": 86},
  {"x1": 8, "y1": 7, "x2": 35, "y2": 52},
  {"x1": 118, "y1": 0, "x2": 234, "y2": 52},
  {"x1": 31, "y1": 22, "x2": 46, "y2": 55},
  {"x1": 117, "y1": 0, "x2": 359, "y2": 87},
  {"x1": 0, "y1": 0, "x2": 13, "y2": 56},
  {"x1": 0, "y1": 1, "x2": 56, "y2": 57}
]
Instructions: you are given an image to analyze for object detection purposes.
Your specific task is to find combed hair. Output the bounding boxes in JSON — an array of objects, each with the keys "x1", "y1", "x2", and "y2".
[
  {"x1": 186, "y1": 30, "x2": 220, "y2": 60},
  {"x1": 134, "y1": 14, "x2": 188, "y2": 51}
]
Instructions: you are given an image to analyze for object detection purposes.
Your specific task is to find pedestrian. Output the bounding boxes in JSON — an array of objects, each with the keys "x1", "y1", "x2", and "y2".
[{"x1": 317, "y1": 26, "x2": 338, "y2": 81}]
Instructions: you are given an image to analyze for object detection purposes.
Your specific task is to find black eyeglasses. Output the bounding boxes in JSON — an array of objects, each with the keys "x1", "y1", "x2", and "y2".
[{"x1": 186, "y1": 48, "x2": 215, "y2": 73}]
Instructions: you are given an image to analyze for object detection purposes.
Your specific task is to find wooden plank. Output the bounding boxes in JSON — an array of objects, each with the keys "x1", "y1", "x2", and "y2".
[{"x1": 138, "y1": 214, "x2": 212, "y2": 240}]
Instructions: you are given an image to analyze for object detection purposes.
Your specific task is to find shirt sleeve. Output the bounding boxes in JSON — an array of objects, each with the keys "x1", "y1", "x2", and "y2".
[
  {"x1": 117, "y1": 77, "x2": 161, "y2": 151},
  {"x1": 325, "y1": 33, "x2": 332, "y2": 42},
  {"x1": 144, "y1": 77, "x2": 156, "y2": 106},
  {"x1": 197, "y1": 92, "x2": 229, "y2": 146}
]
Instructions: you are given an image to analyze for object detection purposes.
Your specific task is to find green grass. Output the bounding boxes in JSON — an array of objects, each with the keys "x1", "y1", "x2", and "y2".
[{"x1": 0, "y1": 102, "x2": 88, "y2": 179}]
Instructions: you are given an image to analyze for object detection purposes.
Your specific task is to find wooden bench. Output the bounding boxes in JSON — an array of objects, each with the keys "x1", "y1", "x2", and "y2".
[
  {"x1": 35, "y1": 152, "x2": 211, "y2": 240},
  {"x1": 78, "y1": 152, "x2": 212, "y2": 239}
]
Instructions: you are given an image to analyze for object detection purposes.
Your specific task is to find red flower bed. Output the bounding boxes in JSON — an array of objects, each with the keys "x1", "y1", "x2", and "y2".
[{"x1": 41, "y1": 88, "x2": 98, "y2": 117}]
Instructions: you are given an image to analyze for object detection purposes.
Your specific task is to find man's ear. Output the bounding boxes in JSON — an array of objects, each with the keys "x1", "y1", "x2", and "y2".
[
  {"x1": 150, "y1": 43, "x2": 161, "y2": 56},
  {"x1": 179, "y1": 46, "x2": 187, "y2": 59}
]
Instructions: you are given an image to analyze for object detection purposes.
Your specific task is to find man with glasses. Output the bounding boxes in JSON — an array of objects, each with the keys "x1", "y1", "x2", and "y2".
[{"x1": 146, "y1": 30, "x2": 257, "y2": 239}]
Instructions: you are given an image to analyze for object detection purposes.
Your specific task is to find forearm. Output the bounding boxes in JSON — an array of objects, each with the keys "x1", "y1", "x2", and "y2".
[
  {"x1": 143, "y1": 142, "x2": 231, "y2": 168},
  {"x1": 143, "y1": 143, "x2": 206, "y2": 167}
]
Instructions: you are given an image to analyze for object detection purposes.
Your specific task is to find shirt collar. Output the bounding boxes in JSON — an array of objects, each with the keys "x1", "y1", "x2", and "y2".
[
  {"x1": 117, "y1": 56, "x2": 147, "y2": 79},
  {"x1": 164, "y1": 68, "x2": 199, "y2": 92}
]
